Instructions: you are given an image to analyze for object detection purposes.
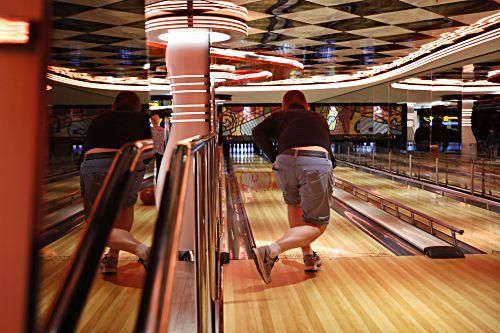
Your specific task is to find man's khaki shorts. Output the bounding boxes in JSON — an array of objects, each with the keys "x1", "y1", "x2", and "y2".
[{"x1": 273, "y1": 154, "x2": 333, "y2": 225}]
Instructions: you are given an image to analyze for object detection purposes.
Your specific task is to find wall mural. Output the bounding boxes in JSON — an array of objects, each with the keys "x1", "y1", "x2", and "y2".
[
  {"x1": 221, "y1": 105, "x2": 281, "y2": 136},
  {"x1": 221, "y1": 104, "x2": 404, "y2": 136},
  {"x1": 316, "y1": 104, "x2": 403, "y2": 135},
  {"x1": 50, "y1": 107, "x2": 109, "y2": 138}
]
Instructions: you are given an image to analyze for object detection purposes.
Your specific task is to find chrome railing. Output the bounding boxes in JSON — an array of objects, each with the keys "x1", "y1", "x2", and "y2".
[
  {"x1": 333, "y1": 177, "x2": 464, "y2": 246},
  {"x1": 135, "y1": 133, "x2": 222, "y2": 333},
  {"x1": 41, "y1": 140, "x2": 154, "y2": 333},
  {"x1": 334, "y1": 143, "x2": 500, "y2": 202}
]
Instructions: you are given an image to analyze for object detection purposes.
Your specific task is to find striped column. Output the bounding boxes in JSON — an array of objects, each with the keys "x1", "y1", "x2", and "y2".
[{"x1": 461, "y1": 99, "x2": 477, "y2": 156}]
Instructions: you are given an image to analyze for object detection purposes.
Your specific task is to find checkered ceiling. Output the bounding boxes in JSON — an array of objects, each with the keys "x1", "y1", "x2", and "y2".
[{"x1": 50, "y1": 0, "x2": 500, "y2": 81}]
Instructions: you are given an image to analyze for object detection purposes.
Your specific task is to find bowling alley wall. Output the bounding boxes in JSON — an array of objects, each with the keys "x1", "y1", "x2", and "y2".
[{"x1": 221, "y1": 104, "x2": 405, "y2": 137}]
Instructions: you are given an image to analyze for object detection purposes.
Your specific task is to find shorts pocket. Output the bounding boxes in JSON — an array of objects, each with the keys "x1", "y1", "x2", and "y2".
[{"x1": 305, "y1": 170, "x2": 328, "y2": 193}]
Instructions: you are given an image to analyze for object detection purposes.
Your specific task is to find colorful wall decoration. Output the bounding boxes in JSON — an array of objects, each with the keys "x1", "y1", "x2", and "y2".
[
  {"x1": 316, "y1": 104, "x2": 404, "y2": 135},
  {"x1": 221, "y1": 104, "x2": 404, "y2": 137},
  {"x1": 221, "y1": 105, "x2": 281, "y2": 136},
  {"x1": 50, "y1": 107, "x2": 109, "y2": 138}
]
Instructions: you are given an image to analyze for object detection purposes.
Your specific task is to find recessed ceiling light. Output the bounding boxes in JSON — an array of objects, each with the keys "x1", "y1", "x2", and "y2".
[{"x1": 158, "y1": 30, "x2": 230, "y2": 43}]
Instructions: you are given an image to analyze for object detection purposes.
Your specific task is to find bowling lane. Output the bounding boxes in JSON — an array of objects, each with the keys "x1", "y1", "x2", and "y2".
[
  {"x1": 334, "y1": 166, "x2": 500, "y2": 254},
  {"x1": 38, "y1": 203, "x2": 157, "y2": 331},
  {"x1": 224, "y1": 255, "x2": 500, "y2": 333},
  {"x1": 44, "y1": 176, "x2": 80, "y2": 202},
  {"x1": 231, "y1": 156, "x2": 393, "y2": 259},
  {"x1": 44, "y1": 162, "x2": 155, "y2": 203}
]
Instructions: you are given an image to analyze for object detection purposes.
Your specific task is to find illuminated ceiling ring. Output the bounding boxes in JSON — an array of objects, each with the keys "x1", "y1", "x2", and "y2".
[{"x1": 145, "y1": 0, "x2": 248, "y2": 44}]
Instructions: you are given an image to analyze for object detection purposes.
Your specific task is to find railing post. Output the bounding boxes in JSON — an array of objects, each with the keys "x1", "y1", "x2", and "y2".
[
  {"x1": 372, "y1": 149, "x2": 375, "y2": 168},
  {"x1": 481, "y1": 159, "x2": 485, "y2": 195},
  {"x1": 429, "y1": 221, "x2": 434, "y2": 235},
  {"x1": 409, "y1": 154, "x2": 412, "y2": 179},
  {"x1": 470, "y1": 159, "x2": 475, "y2": 195},
  {"x1": 347, "y1": 145, "x2": 350, "y2": 163},
  {"x1": 445, "y1": 156, "x2": 448, "y2": 186},
  {"x1": 410, "y1": 212, "x2": 415, "y2": 225},
  {"x1": 388, "y1": 151, "x2": 392, "y2": 173},
  {"x1": 452, "y1": 231, "x2": 457, "y2": 246},
  {"x1": 435, "y1": 157, "x2": 439, "y2": 185}
]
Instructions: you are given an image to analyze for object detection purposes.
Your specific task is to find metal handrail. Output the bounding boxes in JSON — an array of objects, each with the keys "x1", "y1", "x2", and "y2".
[
  {"x1": 348, "y1": 151, "x2": 500, "y2": 181},
  {"x1": 135, "y1": 132, "x2": 220, "y2": 333},
  {"x1": 41, "y1": 140, "x2": 154, "y2": 333},
  {"x1": 333, "y1": 177, "x2": 464, "y2": 246},
  {"x1": 336, "y1": 159, "x2": 500, "y2": 212},
  {"x1": 336, "y1": 146, "x2": 500, "y2": 203}
]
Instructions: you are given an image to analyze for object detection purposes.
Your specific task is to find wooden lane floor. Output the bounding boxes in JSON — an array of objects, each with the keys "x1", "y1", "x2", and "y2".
[
  {"x1": 231, "y1": 157, "x2": 393, "y2": 259},
  {"x1": 37, "y1": 203, "x2": 157, "y2": 332},
  {"x1": 334, "y1": 167, "x2": 500, "y2": 254},
  {"x1": 224, "y1": 255, "x2": 500, "y2": 333},
  {"x1": 44, "y1": 176, "x2": 80, "y2": 202}
]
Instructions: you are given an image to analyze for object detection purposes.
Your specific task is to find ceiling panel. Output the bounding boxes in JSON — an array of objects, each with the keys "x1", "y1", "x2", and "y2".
[{"x1": 49, "y1": 0, "x2": 500, "y2": 80}]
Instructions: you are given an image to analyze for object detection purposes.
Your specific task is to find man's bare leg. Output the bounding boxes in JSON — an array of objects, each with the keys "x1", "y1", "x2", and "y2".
[
  {"x1": 269, "y1": 222, "x2": 326, "y2": 259},
  {"x1": 287, "y1": 204, "x2": 313, "y2": 255},
  {"x1": 106, "y1": 206, "x2": 149, "y2": 260}
]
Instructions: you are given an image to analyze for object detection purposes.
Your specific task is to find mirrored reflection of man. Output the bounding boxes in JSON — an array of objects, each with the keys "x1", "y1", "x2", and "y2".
[
  {"x1": 151, "y1": 114, "x2": 165, "y2": 179},
  {"x1": 486, "y1": 128, "x2": 499, "y2": 160},
  {"x1": 251, "y1": 90, "x2": 334, "y2": 284},
  {"x1": 80, "y1": 91, "x2": 151, "y2": 274}
]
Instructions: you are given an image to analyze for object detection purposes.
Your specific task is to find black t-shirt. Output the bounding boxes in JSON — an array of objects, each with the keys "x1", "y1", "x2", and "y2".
[
  {"x1": 84, "y1": 111, "x2": 151, "y2": 152},
  {"x1": 252, "y1": 108, "x2": 332, "y2": 162}
]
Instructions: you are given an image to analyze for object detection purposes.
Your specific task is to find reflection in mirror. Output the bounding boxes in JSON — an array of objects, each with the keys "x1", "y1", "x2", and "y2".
[
  {"x1": 379, "y1": 55, "x2": 500, "y2": 199},
  {"x1": 38, "y1": 1, "x2": 161, "y2": 332}
]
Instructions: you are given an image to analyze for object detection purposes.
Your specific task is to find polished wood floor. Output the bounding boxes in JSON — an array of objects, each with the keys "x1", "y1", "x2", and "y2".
[
  {"x1": 233, "y1": 158, "x2": 392, "y2": 259},
  {"x1": 334, "y1": 167, "x2": 500, "y2": 254},
  {"x1": 44, "y1": 176, "x2": 80, "y2": 202},
  {"x1": 38, "y1": 203, "x2": 157, "y2": 332},
  {"x1": 226, "y1": 156, "x2": 500, "y2": 333},
  {"x1": 224, "y1": 255, "x2": 500, "y2": 333}
]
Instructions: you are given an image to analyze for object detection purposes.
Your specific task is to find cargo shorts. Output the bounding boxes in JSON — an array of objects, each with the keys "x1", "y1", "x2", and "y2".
[
  {"x1": 80, "y1": 156, "x2": 145, "y2": 218},
  {"x1": 272, "y1": 154, "x2": 334, "y2": 225}
]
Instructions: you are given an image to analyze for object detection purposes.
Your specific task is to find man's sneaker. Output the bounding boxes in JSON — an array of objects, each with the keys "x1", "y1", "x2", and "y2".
[
  {"x1": 304, "y1": 251, "x2": 322, "y2": 272},
  {"x1": 100, "y1": 254, "x2": 118, "y2": 275},
  {"x1": 252, "y1": 246, "x2": 278, "y2": 284}
]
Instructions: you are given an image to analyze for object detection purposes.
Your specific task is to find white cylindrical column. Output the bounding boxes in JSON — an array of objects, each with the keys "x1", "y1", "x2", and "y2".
[
  {"x1": 461, "y1": 99, "x2": 477, "y2": 156},
  {"x1": 156, "y1": 30, "x2": 211, "y2": 250}
]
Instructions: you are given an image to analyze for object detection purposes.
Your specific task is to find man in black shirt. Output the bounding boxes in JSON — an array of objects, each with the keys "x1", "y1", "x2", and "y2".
[
  {"x1": 80, "y1": 91, "x2": 151, "y2": 274},
  {"x1": 252, "y1": 90, "x2": 334, "y2": 284}
]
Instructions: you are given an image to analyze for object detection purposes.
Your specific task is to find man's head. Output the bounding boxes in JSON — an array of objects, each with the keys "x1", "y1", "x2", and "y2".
[
  {"x1": 113, "y1": 91, "x2": 142, "y2": 112},
  {"x1": 282, "y1": 90, "x2": 309, "y2": 111}
]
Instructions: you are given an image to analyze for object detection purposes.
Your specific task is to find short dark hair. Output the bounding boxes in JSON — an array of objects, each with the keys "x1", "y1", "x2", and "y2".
[
  {"x1": 113, "y1": 91, "x2": 141, "y2": 112},
  {"x1": 282, "y1": 90, "x2": 309, "y2": 110}
]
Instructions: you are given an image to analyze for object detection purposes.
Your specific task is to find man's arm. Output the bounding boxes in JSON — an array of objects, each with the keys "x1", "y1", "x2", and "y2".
[{"x1": 252, "y1": 115, "x2": 277, "y2": 162}]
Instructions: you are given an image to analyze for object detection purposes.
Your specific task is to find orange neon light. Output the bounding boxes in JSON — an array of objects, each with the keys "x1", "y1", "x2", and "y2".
[{"x1": 0, "y1": 17, "x2": 29, "y2": 44}]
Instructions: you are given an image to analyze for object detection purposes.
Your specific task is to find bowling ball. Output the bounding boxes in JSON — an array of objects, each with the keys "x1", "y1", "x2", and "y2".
[{"x1": 140, "y1": 186, "x2": 155, "y2": 206}]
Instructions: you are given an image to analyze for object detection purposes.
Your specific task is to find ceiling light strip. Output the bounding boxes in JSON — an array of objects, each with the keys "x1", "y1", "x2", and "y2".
[
  {"x1": 170, "y1": 82, "x2": 209, "y2": 87},
  {"x1": 171, "y1": 89, "x2": 210, "y2": 94},
  {"x1": 0, "y1": 16, "x2": 30, "y2": 44},
  {"x1": 219, "y1": 28, "x2": 500, "y2": 91},
  {"x1": 170, "y1": 119, "x2": 210, "y2": 123},
  {"x1": 171, "y1": 112, "x2": 210, "y2": 116},
  {"x1": 168, "y1": 74, "x2": 209, "y2": 79}
]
